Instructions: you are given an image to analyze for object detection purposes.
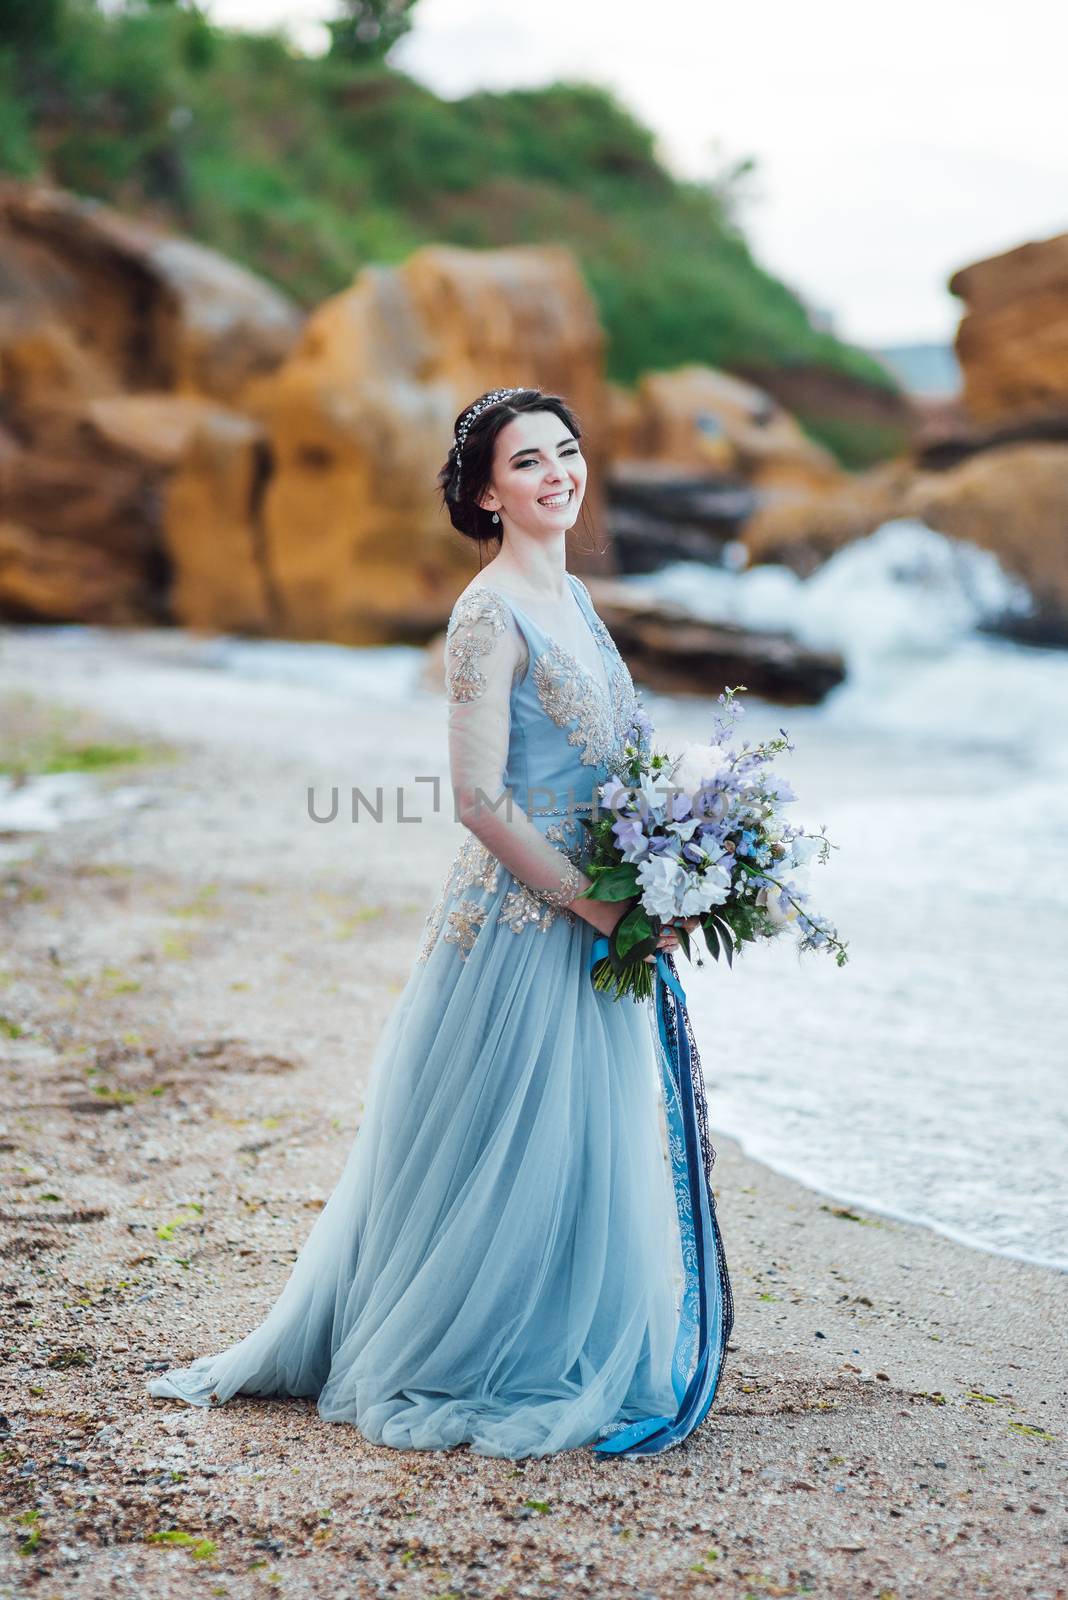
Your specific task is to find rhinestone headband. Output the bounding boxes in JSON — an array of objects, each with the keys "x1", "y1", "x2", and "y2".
[{"x1": 454, "y1": 387, "x2": 525, "y2": 486}]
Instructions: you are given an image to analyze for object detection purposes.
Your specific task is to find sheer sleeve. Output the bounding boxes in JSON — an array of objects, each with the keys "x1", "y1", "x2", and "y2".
[{"x1": 445, "y1": 589, "x2": 592, "y2": 908}]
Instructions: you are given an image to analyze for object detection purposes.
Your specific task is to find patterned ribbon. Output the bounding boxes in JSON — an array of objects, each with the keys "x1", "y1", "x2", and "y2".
[{"x1": 588, "y1": 938, "x2": 734, "y2": 1456}]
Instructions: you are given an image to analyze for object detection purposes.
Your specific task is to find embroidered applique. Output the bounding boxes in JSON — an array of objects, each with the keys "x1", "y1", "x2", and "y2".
[
  {"x1": 497, "y1": 885, "x2": 557, "y2": 935},
  {"x1": 416, "y1": 832, "x2": 582, "y2": 960},
  {"x1": 444, "y1": 588, "x2": 526, "y2": 702},
  {"x1": 454, "y1": 833, "x2": 500, "y2": 895},
  {"x1": 443, "y1": 897, "x2": 489, "y2": 960},
  {"x1": 530, "y1": 855, "x2": 584, "y2": 907},
  {"x1": 530, "y1": 581, "x2": 638, "y2": 770},
  {"x1": 416, "y1": 834, "x2": 499, "y2": 962},
  {"x1": 545, "y1": 816, "x2": 581, "y2": 856}
]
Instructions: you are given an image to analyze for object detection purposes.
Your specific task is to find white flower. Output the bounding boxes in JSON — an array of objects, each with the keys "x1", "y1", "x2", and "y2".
[
  {"x1": 786, "y1": 833, "x2": 821, "y2": 868},
  {"x1": 758, "y1": 884, "x2": 800, "y2": 928},
  {"x1": 637, "y1": 769, "x2": 669, "y2": 820},
  {"x1": 670, "y1": 742, "x2": 731, "y2": 799},
  {"x1": 599, "y1": 776, "x2": 632, "y2": 813},
  {"x1": 679, "y1": 863, "x2": 731, "y2": 915},
  {"x1": 637, "y1": 855, "x2": 687, "y2": 920}
]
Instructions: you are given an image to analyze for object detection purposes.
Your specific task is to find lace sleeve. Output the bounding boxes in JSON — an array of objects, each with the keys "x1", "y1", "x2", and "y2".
[{"x1": 445, "y1": 589, "x2": 590, "y2": 908}]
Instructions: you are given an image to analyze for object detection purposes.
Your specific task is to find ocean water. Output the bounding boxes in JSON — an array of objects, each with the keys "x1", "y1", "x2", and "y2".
[
  {"x1": 633, "y1": 521, "x2": 1068, "y2": 1273},
  {"x1": 6, "y1": 520, "x2": 1066, "y2": 1270}
]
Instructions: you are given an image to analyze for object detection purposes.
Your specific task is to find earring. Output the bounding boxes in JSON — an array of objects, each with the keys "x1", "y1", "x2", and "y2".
[{"x1": 492, "y1": 512, "x2": 500, "y2": 524}]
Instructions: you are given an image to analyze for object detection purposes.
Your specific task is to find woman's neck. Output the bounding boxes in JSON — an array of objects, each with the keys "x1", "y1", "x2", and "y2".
[{"x1": 480, "y1": 541, "x2": 570, "y2": 603}]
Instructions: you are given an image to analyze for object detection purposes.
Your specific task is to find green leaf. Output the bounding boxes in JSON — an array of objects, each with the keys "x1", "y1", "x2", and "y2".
[
  {"x1": 676, "y1": 926, "x2": 692, "y2": 962},
  {"x1": 614, "y1": 905, "x2": 655, "y2": 962},
  {"x1": 585, "y1": 864, "x2": 640, "y2": 902},
  {"x1": 703, "y1": 918, "x2": 721, "y2": 961},
  {"x1": 712, "y1": 916, "x2": 734, "y2": 968}
]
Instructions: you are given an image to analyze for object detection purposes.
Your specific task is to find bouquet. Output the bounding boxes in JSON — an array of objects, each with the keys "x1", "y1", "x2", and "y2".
[{"x1": 579, "y1": 685, "x2": 848, "y2": 1000}]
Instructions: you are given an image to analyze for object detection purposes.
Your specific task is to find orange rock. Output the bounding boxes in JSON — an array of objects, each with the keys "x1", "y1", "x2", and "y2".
[
  {"x1": 742, "y1": 459, "x2": 915, "y2": 573},
  {"x1": 162, "y1": 406, "x2": 275, "y2": 634},
  {"x1": 221, "y1": 243, "x2": 611, "y2": 643},
  {"x1": 606, "y1": 382, "x2": 643, "y2": 461},
  {"x1": 610, "y1": 364, "x2": 843, "y2": 493},
  {"x1": 0, "y1": 519, "x2": 148, "y2": 623},
  {"x1": 904, "y1": 442, "x2": 1068, "y2": 617},
  {"x1": 742, "y1": 441, "x2": 1068, "y2": 632},
  {"x1": 0, "y1": 184, "x2": 302, "y2": 405},
  {"x1": 0, "y1": 183, "x2": 303, "y2": 627},
  {"x1": 951, "y1": 232, "x2": 1068, "y2": 428},
  {"x1": 86, "y1": 393, "x2": 243, "y2": 469}
]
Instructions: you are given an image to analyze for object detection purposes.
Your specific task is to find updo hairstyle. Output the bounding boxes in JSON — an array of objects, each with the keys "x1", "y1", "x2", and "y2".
[{"x1": 437, "y1": 386, "x2": 584, "y2": 545}]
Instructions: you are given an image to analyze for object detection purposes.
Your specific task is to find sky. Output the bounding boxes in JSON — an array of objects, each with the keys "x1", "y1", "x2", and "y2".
[{"x1": 202, "y1": 0, "x2": 1068, "y2": 348}]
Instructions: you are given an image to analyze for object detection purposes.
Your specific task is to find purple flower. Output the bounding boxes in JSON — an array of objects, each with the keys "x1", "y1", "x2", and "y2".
[
  {"x1": 648, "y1": 833, "x2": 682, "y2": 858},
  {"x1": 669, "y1": 789, "x2": 692, "y2": 821},
  {"x1": 629, "y1": 707, "x2": 655, "y2": 744},
  {"x1": 612, "y1": 816, "x2": 649, "y2": 862},
  {"x1": 600, "y1": 776, "x2": 634, "y2": 813}
]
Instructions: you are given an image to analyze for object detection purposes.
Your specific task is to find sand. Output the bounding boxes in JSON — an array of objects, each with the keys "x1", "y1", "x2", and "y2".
[{"x1": 0, "y1": 625, "x2": 1064, "y2": 1600}]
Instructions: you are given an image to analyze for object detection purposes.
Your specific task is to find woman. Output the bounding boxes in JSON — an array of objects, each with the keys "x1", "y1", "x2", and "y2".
[{"x1": 147, "y1": 385, "x2": 731, "y2": 1459}]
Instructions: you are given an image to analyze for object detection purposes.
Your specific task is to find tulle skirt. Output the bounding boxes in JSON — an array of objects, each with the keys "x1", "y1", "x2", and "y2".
[{"x1": 147, "y1": 858, "x2": 683, "y2": 1458}]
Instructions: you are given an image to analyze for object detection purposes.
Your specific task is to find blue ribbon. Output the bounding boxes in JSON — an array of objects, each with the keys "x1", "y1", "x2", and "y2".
[{"x1": 588, "y1": 936, "x2": 733, "y2": 1456}]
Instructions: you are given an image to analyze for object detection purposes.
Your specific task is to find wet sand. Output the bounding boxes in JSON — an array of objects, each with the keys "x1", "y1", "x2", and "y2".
[{"x1": 1, "y1": 625, "x2": 1064, "y2": 1600}]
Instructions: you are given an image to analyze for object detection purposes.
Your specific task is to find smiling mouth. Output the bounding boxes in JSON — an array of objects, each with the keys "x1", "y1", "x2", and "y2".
[{"x1": 538, "y1": 489, "x2": 573, "y2": 508}]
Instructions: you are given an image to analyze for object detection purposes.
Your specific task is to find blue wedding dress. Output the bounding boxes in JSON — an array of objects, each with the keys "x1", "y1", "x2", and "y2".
[{"x1": 147, "y1": 571, "x2": 732, "y2": 1458}]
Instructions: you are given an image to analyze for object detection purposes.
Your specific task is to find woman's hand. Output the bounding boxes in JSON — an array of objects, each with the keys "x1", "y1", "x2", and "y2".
[
  {"x1": 646, "y1": 914, "x2": 701, "y2": 963},
  {"x1": 574, "y1": 894, "x2": 701, "y2": 960},
  {"x1": 576, "y1": 895, "x2": 634, "y2": 939}
]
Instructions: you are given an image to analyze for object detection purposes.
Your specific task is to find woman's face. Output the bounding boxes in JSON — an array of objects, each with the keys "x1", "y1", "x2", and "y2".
[{"x1": 479, "y1": 410, "x2": 587, "y2": 535}]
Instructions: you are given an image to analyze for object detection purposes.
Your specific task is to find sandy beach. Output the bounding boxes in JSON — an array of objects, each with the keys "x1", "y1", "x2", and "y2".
[{"x1": 1, "y1": 624, "x2": 1064, "y2": 1600}]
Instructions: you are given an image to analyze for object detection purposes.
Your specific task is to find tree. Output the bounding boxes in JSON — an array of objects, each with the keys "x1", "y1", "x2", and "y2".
[
  {"x1": 0, "y1": 0, "x2": 65, "y2": 52},
  {"x1": 326, "y1": 0, "x2": 420, "y2": 64}
]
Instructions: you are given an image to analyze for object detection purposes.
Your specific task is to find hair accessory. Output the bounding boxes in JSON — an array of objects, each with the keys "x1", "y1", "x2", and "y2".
[{"x1": 454, "y1": 386, "x2": 525, "y2": 488}]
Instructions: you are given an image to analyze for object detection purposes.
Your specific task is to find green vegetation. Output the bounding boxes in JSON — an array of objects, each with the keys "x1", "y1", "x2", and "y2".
[
  {"x1": 0, "y1": 0, "x2": 901, "y2": 465},
  {"x1": 0, "y1": 691, "x2": 168, "y2": 778},
  {"x1": 146, "y1": 1528, "x2": 218, "y2": 1558},
  {"x1": 0, "y1": 739, "x2": 153, "y2": 778}
]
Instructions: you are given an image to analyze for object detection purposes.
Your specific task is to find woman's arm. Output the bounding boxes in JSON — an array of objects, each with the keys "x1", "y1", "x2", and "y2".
[{"x1": 446, "y1": 590, "x2": 601, "y2": 920}]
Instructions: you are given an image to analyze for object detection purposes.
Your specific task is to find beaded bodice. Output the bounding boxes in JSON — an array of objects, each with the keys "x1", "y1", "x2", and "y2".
[
  {"x1": 445, "y1": 571, "x2": 640, "y2": 820},
  {"x1": 415, "y1": 572, "x2": 644, "y2": 962}
]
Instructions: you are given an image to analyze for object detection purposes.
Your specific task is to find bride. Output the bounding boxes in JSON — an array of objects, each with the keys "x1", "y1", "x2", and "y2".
[{"x1": 147, "y1": 385, "x2": 732, "y2": 1459}]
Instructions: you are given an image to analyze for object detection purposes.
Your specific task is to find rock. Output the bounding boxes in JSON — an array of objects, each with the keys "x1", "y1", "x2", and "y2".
[
  {"x1": 223, "y1": 242, "x2": 612, "y2": 643},
  {"x1": 741, "y1": 459, "x2": 916, "y2": 574},
  {"x1": 603, "y1": 365, "x2": 849, "y2": 577},
  {"x1": 162, "y1": 406, "x2": 275, "y2": 634},
  {"x1": 904, "y1": 442, "x2": 1068, "y2": 642},
  {"x1": 0, "y1": 186, "x2": 612, "y2": 638},
  {"x1": 605, "y1": 233, "x2": 1068, "y2": 654},
  {"x1": 732, "y1": 360, "x2": 916, "y2": 465},
  {"x1": 606, "y1": 460, "x2": 757, "y2": 573},
  {"x1": 0, "y1": 183, "x2": 303, "y2": 404},
  {"x1": 950, "y1": 231, "x2": 1068, "y2": 431},
  {"x1": 421, "y1": 576, "x2": 845, "y2": 703},
  {"x1": 0, "y1": 181, "x2": 302, "y2": 625},
  {"x1": 586, "y1": 578, "x2": 845, "y2": 704},
  {"x1": 85, "y1": 394, "x2": 239, "y2": 468},
  {"x1": 609, "y1": 363, "x2": 845, "y2": 493},
  {"x1": 0, "y1": 519, "x2": 150, "y2": 623},
  {"x1": 741, "y1": 440, "x2": 1068, "y2": 646}
]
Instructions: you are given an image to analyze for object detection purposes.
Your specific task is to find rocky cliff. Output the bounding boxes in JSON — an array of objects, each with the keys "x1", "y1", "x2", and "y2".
[
  {"x1": 950, "y1": 233, "x2": 1068, "y2": 433},
  {"x1": 742, "y1": 231, "x2": 1068, "y2": 639},
  {"x1": 0, "y1": 187, "x2": 609, "y2": 640}
]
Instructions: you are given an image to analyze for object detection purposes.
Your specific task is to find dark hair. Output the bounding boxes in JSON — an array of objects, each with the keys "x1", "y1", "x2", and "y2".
[{"x1": 437, "y1": 386, "x2": 601, "y2": 557}]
